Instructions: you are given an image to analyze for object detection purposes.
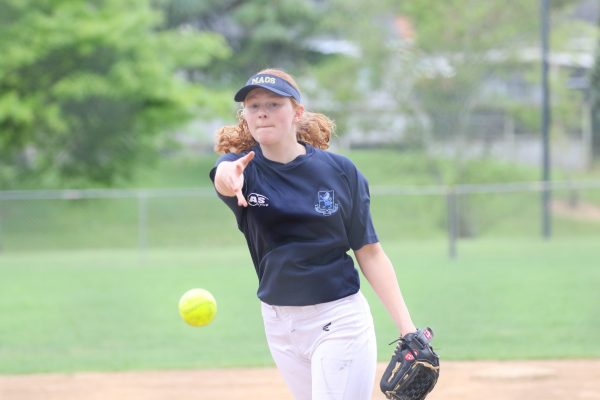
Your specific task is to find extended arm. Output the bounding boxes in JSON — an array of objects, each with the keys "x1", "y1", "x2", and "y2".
[{"x1": 354, "y1": 242, "x2": 416, "y2": 337}]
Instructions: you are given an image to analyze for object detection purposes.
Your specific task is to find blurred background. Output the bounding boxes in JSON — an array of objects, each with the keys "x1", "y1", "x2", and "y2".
[
  {"x1": 0, "y1": 0, "x2": 598, "y2": 253},
  {"x1": 0, "y1": 0, "x2": 600, "y2": 378}
]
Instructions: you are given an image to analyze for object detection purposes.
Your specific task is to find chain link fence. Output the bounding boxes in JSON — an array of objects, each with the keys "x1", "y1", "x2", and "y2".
[{"x1": 1, "y1": 180, "x2": 599, "y2": 258}]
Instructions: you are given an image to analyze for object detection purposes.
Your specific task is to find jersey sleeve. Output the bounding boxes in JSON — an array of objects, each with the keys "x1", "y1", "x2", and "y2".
[
  {"x1": 346, "y1": 163, "x2": 379, "y2": 250},
  {"x1": 209, "y1": 152, "x2": 247, "y2": 229}
]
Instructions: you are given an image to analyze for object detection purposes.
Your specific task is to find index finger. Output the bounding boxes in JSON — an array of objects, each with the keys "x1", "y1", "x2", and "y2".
[{"x1": 237, "y1": 151, "x2": 255, "y2": 169}]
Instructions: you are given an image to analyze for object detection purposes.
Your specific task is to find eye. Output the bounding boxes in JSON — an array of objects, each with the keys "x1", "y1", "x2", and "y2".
[{"x1": 268, "y1": 102, "x2": 282, "y2": 111}]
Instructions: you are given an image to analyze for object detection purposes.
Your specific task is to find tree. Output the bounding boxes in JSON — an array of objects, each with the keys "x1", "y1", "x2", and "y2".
[
  {"x1": 296, "y1": 1, "x2": 557, "y2": 153},
  {"x1": 154, "y1": 0, "x2": 329, "y2": 81},
  {"x1": 0, "y1": 0, "x2": 230, "y2": 187}
]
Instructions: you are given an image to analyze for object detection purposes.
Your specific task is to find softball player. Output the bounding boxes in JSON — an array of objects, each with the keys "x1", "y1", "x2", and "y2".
[{"x1": 210, "y1": 68, "x2": 417, "y2": 400}]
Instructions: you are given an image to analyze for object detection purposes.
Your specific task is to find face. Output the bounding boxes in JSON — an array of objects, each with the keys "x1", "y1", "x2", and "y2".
[{"x1": 242, "y1": 89, "x2": 303, "y2": 147}]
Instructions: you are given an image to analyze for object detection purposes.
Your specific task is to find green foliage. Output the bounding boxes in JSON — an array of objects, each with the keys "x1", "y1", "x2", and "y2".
[
  {"x1": 506, "y1": 103, "x2": 541, "y2": 134},
  {"x1": 0, "y1": 0, "x2": 230, "y2": 187},
  {"x1": 301, "y1": 1, "x2": 574, "y2": 167},
  {"x1": 1, "y1": 0, "x2": 596, "y2": 187},
  {"x1": 305, "y1": 56, "x2": 363, "y2": 134},
  {"x1": 399, "y1": 1, "x2": 539, "y2": 52},
  {"x1": 394, "y1": 1, "x2": 538, "y2": 142},
  {"x1": 156, "y1": 0, "x2": 329, "y2": 80}
]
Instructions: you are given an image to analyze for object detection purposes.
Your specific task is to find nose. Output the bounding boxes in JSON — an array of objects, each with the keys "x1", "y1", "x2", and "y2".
[{"x1": 257, "y1": 107, "x2": 269, "y2": 118}]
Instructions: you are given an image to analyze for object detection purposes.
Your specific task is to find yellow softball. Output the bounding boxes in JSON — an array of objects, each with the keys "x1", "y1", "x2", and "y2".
[{"x1": 178, "y1": 288, "x2": 217, "y2": 327}]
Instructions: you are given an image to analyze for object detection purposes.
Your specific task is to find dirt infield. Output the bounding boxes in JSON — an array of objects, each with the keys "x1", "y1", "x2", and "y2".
[{"x1": 1, "y1": 360, "x2": 599, "y2": 399}]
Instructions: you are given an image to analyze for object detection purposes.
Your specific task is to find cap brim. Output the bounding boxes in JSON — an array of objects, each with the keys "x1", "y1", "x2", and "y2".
[{"x1": 234, "y1": 85, "x2": 294, "y2": 102}]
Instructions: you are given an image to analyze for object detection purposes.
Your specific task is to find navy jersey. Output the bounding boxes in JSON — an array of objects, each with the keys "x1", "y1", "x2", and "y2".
[{"x1": 209, "y1": 143, "x2": 379, "y2": 306}]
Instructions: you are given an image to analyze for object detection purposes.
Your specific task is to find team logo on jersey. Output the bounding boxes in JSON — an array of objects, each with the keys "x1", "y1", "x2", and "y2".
[
  {"x1": 248, "y1": 193, "x2": 269, "y2": 207},
  {"x1": 314, "y1": 190, "x2": 339, "y2": 216}
]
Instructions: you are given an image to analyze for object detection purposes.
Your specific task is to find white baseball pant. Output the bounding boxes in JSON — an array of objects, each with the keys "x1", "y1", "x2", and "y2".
[{"x1": 260, "y1": 291, "x2": 377, "y2": 400}]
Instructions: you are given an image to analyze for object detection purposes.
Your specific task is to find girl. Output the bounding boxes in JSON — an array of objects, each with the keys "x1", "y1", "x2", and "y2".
[{"x1": 210, "y1": 68, "x2": 417, "y2": 400}]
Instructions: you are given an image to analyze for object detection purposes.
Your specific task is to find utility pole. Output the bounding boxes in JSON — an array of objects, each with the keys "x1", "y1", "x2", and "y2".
[{"x1": 540, "y1": 0, "x2": 552, "y2": 239}]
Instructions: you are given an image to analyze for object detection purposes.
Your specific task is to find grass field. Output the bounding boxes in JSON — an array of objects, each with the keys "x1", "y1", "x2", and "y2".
[
  {"x1": 1, "y1": 150, "x2": 599, "y2": 375},
  {"x1": 1, "y1": 237, "x2": 599, "y2": 374}
]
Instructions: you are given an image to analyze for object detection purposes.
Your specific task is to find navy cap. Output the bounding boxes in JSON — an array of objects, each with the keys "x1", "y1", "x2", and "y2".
[{"x1": 234, "y1": 73, "x2": 302, "y2": 103}]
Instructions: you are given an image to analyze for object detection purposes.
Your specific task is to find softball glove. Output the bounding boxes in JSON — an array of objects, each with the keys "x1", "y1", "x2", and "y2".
[{"x1": 380, "y1": 327, "x2": 440, "y2": 400}]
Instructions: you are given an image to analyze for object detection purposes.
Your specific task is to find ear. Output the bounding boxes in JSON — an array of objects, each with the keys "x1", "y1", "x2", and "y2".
[
  {"x1": 295, "y1": 104, "x2": 305, "y2": 121},
  {"x1": 237, "y1": 108, "x2": 246, "y2": 121}
]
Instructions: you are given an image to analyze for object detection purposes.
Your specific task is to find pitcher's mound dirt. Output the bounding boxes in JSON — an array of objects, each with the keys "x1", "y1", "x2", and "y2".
[{"x1": 1, "y1": 360, "x2": 599, "y2": 400}]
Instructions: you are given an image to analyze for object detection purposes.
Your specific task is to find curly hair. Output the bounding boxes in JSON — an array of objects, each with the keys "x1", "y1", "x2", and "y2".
[{"x1": 214, "y1": 68, "x2": 335, "y2": 154}]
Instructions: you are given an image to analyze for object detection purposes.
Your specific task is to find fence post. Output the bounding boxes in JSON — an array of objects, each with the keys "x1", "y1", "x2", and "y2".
[
  {"x1": 137, "y1": 192, "x2": 148, "y2": 256},
  {"x1": 447, "y1": 187, "x2": 458, "y2": 260}
]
